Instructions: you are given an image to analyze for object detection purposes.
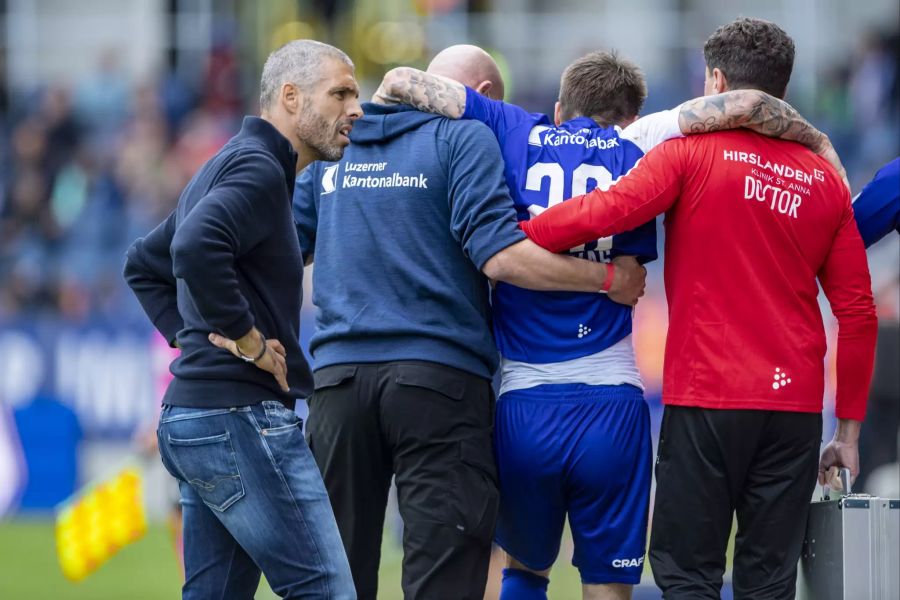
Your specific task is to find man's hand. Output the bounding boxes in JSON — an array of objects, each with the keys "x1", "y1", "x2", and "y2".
[
  {"x1": 372, "y1": 82, "x2": 399, "y2": 106},
  {"x1": 208, "y1": 329, "x2": 290, "y2": 393},
  {"x1": 818, "y1": 418, "x2": 862, "y2": 487},
  {"x1": 607, "y1": 256, "x2": 647, "y2": 307},
  {"x1": 816, "y1": 141, "x2": 851, "y2": 191},
  {"x1": 818, "y1": 441, "x2": 859, "y2": 489}
]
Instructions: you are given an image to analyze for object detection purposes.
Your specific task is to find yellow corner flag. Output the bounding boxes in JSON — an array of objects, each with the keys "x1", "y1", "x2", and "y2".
[{"x1": 55, "y1": 466, "x2": 148, "y2": 581}]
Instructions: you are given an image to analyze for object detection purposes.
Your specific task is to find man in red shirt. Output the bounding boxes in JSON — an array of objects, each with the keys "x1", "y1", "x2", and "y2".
[{"x1": 522, "y1": 18, "x2": 878, "y2": 600}]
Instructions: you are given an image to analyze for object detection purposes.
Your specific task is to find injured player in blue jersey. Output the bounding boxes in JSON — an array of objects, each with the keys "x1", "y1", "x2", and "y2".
[{"x1": 375, "y1": 44, "x2": 846, "y2": 600}]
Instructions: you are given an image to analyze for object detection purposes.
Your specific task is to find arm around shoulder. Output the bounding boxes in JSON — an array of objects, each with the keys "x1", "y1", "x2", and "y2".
[
  {"x1": 676, "y1": 90, "x2": 848, "y2": 187},
  {"x1": 374, "y1": 67, "x2": 467, "y2": 118}
]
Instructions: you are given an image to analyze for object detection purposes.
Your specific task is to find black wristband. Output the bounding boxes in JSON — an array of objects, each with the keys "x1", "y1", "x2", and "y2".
[{"x1": 239, "y1": 331, "x2": 267, "y2": 363}]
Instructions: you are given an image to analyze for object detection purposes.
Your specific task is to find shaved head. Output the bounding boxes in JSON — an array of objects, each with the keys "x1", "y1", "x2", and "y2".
[{"x1": 427, "y1": 44, "x2": 505, "y2": 100}]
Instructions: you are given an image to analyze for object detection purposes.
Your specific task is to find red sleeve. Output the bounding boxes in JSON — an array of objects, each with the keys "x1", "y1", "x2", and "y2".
[
  {"x1": 521, "y1": 139, "x2": 686, "y2": 253},
  {"x1": 818, "y1": 195, "x2": 878, "y2": 421}
]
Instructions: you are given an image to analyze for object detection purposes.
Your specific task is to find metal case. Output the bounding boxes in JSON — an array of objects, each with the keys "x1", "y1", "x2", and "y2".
[{"x1": 797, "y1": 469, "x2": 900, "y2": 600}]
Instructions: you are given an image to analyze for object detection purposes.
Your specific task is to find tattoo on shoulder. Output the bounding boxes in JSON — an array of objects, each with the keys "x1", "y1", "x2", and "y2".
[
  {"x1": 389, "y1": 68, "x2": 466, "y2": 118},
  {"x1": 678, "y1": 89, "x2": 824, "y2": 152}
]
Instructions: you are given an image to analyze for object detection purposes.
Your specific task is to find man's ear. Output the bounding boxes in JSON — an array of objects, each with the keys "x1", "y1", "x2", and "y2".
[
  {"x1": 281, "y1": 82, "x2": 301, "y2": 114},
  {"x1": 554, "y1": 101, "x2": 563, "y2": 126},
  {"x1": 474, "y1": 80, "x2": 493, "y2": 97},
  {"x1": 713, "y1": 68, "x2": 728, "y2": 94}
]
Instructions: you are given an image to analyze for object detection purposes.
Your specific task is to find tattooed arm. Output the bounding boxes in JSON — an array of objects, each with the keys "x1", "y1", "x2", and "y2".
[
  {"x1": 373, "y1": 67, "x2": 467, "y2": 118},
  {"x1": 678, "y1": 91, "x2": 848, "y2": 187},
  {"x1": 375, "y1": 68, "x2": 848, "y2": 187}
]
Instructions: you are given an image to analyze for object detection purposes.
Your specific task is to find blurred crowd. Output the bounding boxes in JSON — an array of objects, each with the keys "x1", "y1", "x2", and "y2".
[
  {"x1": 0, "y1": 47, "x2": 244, "y2": 323},
  {"x1": 814, "y1": 30, "x2": 900, "y2": 189},
  {"x1": 0, "y1": 30, "x2": 897, "y2": 323}
]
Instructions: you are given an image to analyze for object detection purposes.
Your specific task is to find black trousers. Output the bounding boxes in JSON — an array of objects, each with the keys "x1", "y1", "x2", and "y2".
[
  {"x1": 306, "y1": 361, "x2": 498, "y2": 600},
  {"x1": 649, "y1": 406, "x2": 822, "y2": 600}
]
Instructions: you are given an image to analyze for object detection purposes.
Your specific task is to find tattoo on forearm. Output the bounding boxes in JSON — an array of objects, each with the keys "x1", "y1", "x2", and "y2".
[
  {"x1": 376, "y1": 68, "x2": 466, "y2": 118},
  {"x1": 678, "y1": 90, "x2": 827, "y2": 153},
  {"x1": 678, "y1": 94, "x2": 736, "y2": 133}
]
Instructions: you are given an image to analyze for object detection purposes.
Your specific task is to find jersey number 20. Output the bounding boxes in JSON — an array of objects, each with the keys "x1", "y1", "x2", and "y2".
[{"x1": 525, "y1": 162, "x2": 617, "y2": 253}]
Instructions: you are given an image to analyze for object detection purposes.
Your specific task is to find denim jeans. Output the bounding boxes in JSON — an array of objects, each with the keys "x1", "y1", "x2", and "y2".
[{"x1": 157, "y1": 401, "x2": 356, "y2": 599}]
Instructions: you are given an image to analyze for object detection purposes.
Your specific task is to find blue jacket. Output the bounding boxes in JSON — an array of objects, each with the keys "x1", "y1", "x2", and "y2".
[
  {"x1": 294, "y1": 104, "x2": 525, "y2": 378},
  {"x1": 125, "y1": 117, "x2": 312, "y2": 407}
]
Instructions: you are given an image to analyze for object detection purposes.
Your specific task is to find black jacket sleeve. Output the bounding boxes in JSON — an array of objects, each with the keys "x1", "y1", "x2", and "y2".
[{"x1": 124, "y1": 211, "x2": 183, "y2": 346}]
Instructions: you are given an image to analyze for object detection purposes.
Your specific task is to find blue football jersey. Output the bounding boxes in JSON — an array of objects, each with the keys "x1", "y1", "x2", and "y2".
[
  {"x1": 463, "y1": 88, "x2": 680, "y2": 364},
  {"x1": 852, "y1": 157, "x2": 899, "y2": 248}
]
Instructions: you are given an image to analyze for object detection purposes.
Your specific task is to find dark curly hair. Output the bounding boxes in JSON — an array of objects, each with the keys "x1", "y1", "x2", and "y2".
[{"x1": 703, "y1": 17, "x2": 795, "y2": 98}]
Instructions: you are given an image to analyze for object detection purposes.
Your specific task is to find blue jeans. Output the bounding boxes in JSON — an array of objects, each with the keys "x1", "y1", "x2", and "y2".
[{"x1": 157, "y1": 401, "x2": 356, "y2": 599}]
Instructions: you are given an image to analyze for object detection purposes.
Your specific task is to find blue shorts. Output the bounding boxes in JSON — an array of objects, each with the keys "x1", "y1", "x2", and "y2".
[{"x1": 493, "y1": 383, "x2": 652, "y2": 584}]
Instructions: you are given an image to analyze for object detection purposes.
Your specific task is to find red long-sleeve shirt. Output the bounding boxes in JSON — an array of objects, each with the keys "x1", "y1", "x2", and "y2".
[{"x1": 522, "y1": 131, "x2": 877, "y2": 420}]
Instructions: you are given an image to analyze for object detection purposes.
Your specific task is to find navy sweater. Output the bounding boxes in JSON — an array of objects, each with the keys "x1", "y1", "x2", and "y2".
[
  {"x1": 294, "y1": 104, "x2": 525, "y2": 379},
  {"x1": 125, "y1": 117, "x2": 312, "y2": 407}
]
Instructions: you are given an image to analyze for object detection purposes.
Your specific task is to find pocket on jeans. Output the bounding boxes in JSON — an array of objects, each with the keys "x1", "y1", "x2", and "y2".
[
  {"x1": 259, "y1": 401, "x2": 302, "y2": 434},
  {"x1": 261, "y1": 422, "x2": 301, "y2": 437},
  {"x1": 166, "y1": 432, "x2": 245, "y2": 512}
]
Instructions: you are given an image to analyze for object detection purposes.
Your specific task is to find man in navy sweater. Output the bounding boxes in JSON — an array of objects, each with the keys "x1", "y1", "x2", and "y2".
[
  {"x1": 124, "y1": 40, "x2": 360, "y2": 599},
  {"x1": 293, "y1": 48, "x2": 647, "y2": 599}
]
